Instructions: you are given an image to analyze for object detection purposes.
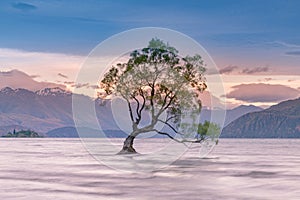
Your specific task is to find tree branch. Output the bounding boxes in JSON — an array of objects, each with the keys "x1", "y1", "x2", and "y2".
[
  {"x1": 153, "y1": 129, "x2": 205, "y2": 146},
  {"x1": 166, "y1": 115, "x2": 176, "y2": 122},
  {"x1": 157, "y1": 119, "x2": 181, "y2": 134},
  {"x1": 152, "y1": 129, "x2": 188, "y2": 147},
  {"x1": 150, "y1": 83, "x2": 155, "y2": 120},
  {"x1": 131, "y1": 94, "x2": 141, "y2": 123},
  {"x1": 121, "y1": 94, "x2": 136, "y2": 125},
  {"x1": 156, "y1": 94, "x2": 176, "y2": 119},
  {"x1": 139, "y1": 88, "x2": 146, "y2": 117},
  {"x1": 127, "y1": 100, "x2": 135, "y2": 123}
]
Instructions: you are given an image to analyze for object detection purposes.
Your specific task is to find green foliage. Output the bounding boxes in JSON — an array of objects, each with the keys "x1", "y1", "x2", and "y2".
[
  {"x1": 2, "y1": 129, "x2": 42, "y2": 138},
  {"x1": 197, "y1": 121, "x2": 221, "y2": 141},
  {"x1": 148, "y1": 37, "x2": 178, "y2": 54},
  {"x1": 99, "y1": 38, "x2": 208, "y2": 141}
]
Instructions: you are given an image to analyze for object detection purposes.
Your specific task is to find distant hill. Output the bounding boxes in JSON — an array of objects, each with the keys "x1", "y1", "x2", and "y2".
[
  {"x1": 2, "y1": 130, "x2": 42, "y2": 138},
  {"x1": 221, "y1": 98, "x2": 300, "y2": 138},
  {"x1": 46, "y1": 126, "x2": 128, "y2": 138},
  {"x1": 225, "y1": 105, "x2": 263, "y2": 125},
  {"x1": 200, "y1": 105, "x2": 263, "y2": 126},
  {"x1": 0, "y1": 125, "x2": 30, "y2": 136},
  {"x1": 0, "y1": 87, "x2": 119, "y2": 136}
]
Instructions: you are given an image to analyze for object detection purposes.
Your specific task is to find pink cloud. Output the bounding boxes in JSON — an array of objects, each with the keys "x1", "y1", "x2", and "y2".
[
  {"x1": 58, "y1": 73, "x2": 68, "y2": 79},
  {"x1": 64, "y1": 81, "x2": 75, "y2": 84},
  {"x1": 227, "y1": 83, "x2": 300, "y2": 103},
  {"x1": 241, "y1": 66, "x2": 269, "y2": 74},
  {"x1": 88, "y1": 85, "x2": 100, "y2": 89},
  {"x1": 258, "y1": 77, "x2": 273, "y2": 82},
  {"x1": 72, "y1": 83, "x2": 89, "y2": 89},
  {"x1": 30, "y1": 74, "x2": 40, "y2": 79},
  {"x1": 219, "y1": 65, "x2": 239, "y2": 74},
  {"x1": 264, "y1": 78, "x2": 272, "y2": 82},
  {"x1": 219, "y1": 66, "x2": 269, "y2": 75}
]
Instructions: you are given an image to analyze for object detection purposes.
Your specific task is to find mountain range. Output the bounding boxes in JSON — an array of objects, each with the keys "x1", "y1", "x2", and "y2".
[
  {"x1": 0, "y1": 87, "x2": 120, "y2": 136},
  {"x1": 200, "y1": 105, "x2": 263, "y2": 126},
  {"x1": 221, "y1": 98, "x2": 300, "y2": 138},
  {"x1": 0, "y1": 86, "x2": 262, "y2": 137}
]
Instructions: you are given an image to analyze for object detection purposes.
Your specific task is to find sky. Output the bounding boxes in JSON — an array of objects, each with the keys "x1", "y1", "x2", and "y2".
[{"x1": 0, "y1": 0, "x2": 300, "y2": 108}]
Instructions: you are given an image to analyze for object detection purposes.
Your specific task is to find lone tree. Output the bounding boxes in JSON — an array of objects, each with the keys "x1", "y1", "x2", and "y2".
[{"x1": 99, "y1": 38, "x2": 217, "y2": 154}]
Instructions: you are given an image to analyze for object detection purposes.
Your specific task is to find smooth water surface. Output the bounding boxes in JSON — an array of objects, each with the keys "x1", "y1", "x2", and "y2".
[{"x1": 0, "y1": 138, "x2": 299, "y2": 200}]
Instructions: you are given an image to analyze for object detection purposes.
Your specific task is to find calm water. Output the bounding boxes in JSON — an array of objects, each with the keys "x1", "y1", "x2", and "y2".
[{"x1": 0, "y1": 138, "x2": 300, "y2": 200}]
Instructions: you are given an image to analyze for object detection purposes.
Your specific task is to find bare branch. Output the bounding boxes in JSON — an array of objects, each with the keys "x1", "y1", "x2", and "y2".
[
  {"x1": 127, "y1": 100, "x2": 135, "y2": 123},
  {"x1": 139, "y1": 88, "x2": 146, "y2": 117},
  {"x1": 121, "y1": 94, "x2": 135, "y2": 124},
  {"x1": 150, "y1": 83, "x2": 155, "y2": 119},
  {"x1": 157, "y1": 119, "x2": 181, "y2": 134},
  {"x1": 166, "y1": 115, "x2": 176, "y2": 122},
  {"x1": 153, "y1": 129, "x2": 205, "y2": 145},
  {"x1": 161, "y1": 90, "x2": 172, "y2": 108},
  {"x1": 156, "y1": 94, "x2": 176, "y2": 118},
  {"x1": 131, "y1": 94, "x2": 141, "y2": 122},
  {"x1": 153, "y1": 129, "x2": 187, "y2": 146}
]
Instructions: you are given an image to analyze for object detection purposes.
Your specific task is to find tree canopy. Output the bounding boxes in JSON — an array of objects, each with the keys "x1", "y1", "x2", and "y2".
[{"x1": 99, "y1": 38, "x2": 218, "y2": 153}]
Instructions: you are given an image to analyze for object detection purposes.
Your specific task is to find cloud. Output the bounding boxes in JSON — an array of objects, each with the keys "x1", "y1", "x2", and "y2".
[
  {"x1": 58, "y1": 73, "x2": 68, "y2": 79},
  {"x1": 241, "y1": 66, "x2": 269, "y2": 74},
  {"x1": 258, "y1": 77, "x2": 272, "y2": 82},
  {"x1": 0, "y1": 69, "x2": 66, "y2": 91},
  {"x1": 0, "y1": 48, "x2": 84, "y2": 83},
  {"x1": 270, "y1": 41, "x2": 300, "y2": 48},
  {"x1": 269, "y1": 41, "x2": 300, "y2": 57},
  {"x1": 226, "y1": 83, "x2": 300, "y2": 103},
  {"x1": 67, "y1": 83, "x2": 100, "y2": 89},
  {"x1": 88, "y1": 85, "x2": 100, "y2": 89},
  {"x1": 71, "y1": 83, "x2": 89, "y2": 89},
  {"x1": 264, "y1": 78, "x2": 272, "y2": 82},
  {"x1": 12, "y1": 2, "x2": 37, "y2": 11},
  {"x1": 30, "y1": 74, "x2": 40, "y2": 79},
  {"x1": 219, "y1": 66, "x2": 270, "y2": 75},
  {"x1": 219, "y1": 65, "x2": 238, "y2": 74},
  {"x1": 64, "y1": 81, "x2": 75, "y2": 85},
  {"x1": 285, "y1": 51, "x2": 300, "y2": 56},
  {"x1": 63, "y1": 82, "x2": 100, "y2": 90}
]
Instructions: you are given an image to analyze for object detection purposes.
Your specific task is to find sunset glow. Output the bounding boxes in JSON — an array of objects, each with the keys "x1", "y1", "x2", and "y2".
[{"x1": 0, "y1": 0, "x2": 299, "y2": 108}]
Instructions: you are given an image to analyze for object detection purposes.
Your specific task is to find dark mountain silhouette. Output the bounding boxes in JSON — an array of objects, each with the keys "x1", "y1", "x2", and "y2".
[
  {"x1": 221, "y1": 98, "x2": 300, "y2": 138},
  {"x1": 46, "y1": 127, "x2": 128, "y2": 138}
]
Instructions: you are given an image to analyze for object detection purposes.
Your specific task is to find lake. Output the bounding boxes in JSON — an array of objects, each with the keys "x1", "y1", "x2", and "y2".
[{"x1": 0, "y1": 138, "x2": 299, "y2": 200}]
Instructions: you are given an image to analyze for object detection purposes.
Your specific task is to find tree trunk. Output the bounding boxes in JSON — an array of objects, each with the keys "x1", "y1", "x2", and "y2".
[{"x1": 118, "y1": 135, "x2": 137, "y2": 154}]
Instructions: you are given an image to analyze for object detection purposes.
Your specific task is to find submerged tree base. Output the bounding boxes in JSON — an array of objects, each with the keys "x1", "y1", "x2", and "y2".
[
  {"x1": 117, "y1": 135, "x2": 138, "y2": 154},
  {"x1": 117, "y1": 148, "x2": 138, "y2": 155}
]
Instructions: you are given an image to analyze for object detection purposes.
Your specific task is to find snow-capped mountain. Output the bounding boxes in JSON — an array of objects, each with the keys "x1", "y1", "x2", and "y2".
[
  {"x1": 0, "y1": 87, "x2": 117, "y2": 135},
  {"x1": 35, "y1": 87, "x2": 72, "y2": 96},
  {"x1": 0, "y1": 87, "x2": 15, "y2": 95}
]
